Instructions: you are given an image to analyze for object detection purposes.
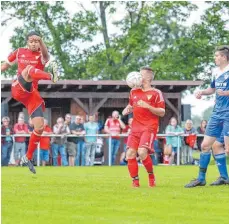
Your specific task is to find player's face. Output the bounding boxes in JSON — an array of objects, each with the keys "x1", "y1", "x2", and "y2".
[
  {"x1": 27, "y1": 35, "x2": 40, "y2": 52},
  {"x1": 214, "y1": 51, "x2": 226, "y2": 66},
  {"x1": 141, "y1": 70, "x2": 153, "y2": 84}
]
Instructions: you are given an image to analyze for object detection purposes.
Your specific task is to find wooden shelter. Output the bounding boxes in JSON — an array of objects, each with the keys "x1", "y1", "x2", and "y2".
[{"x1": 1, "y1": 79, "x2": 203, "y2": 131}]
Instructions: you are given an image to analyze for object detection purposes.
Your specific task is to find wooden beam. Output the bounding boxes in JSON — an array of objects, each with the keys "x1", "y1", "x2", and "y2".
[
  {"x1": 97, "y1": 85, "x2": 102, "y2": 89},
  {"x1": 177, "y1": 94, "x2": 182, "y2": 124},
  {"x1": 78, "y1": 85, "x2": 82, "y2": 89},
  {"x1": 169, "y1": 85, "x2": 174, "y2": 90},
  {"x1": 62, "y1": 84, "x2": 67, "y2": 89},
  {"x1": 44, "y1": 84, "x2": 52, "y2": 91},
  {"x1": 89, "y1": 98, "x2": 93, "y2": 114},
  {"x1": 91, "y1": 97, "x2": 108, "y2": 115},
  {"x1": 1, "y1": 96, "x2": 12, "y2": 104},
  {"x1": 1, "y1": 92, "x2": 180, "y2": 99},
  {"x1": 115, "y1": 85, "x2": 120, "y2": 89},
  {"x1": 165, "y1": 98, "x2": 179, "y2": 117},
  {"x1": 73, "y1": 97, "x2": 89, "y2": 114}
]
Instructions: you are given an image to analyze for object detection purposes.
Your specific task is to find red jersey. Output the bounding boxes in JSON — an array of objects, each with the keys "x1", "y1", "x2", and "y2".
[
  {"x1": 40, "y1": 125, "x2": 52, "y2": 150},
  {"x1": 129, "y1": 88, "x2": 165, "y2": 132},
  {"x1": 7, "y1": 48, "x2": 46, "y2": 89},
  {"x1": 13, "y1": 123, "x2": 29, "y2": 142},
  {"x1": 105, "y1": 118, "x2": 122, "y2": 139}
]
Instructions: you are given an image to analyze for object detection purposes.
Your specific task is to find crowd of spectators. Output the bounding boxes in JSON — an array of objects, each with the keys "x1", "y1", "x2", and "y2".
[{"x1": 1, "y1": 111, "x2": 208, "y2": 167}]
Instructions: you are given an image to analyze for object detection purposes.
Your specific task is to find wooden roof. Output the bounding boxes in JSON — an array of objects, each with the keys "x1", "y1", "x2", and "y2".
[{"x1": 1, "y1": 79, "x2": 203, "y2": 93}]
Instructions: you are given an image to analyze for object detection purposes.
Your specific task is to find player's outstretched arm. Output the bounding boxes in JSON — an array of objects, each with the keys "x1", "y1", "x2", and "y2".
[
  {"x1": 195, "y1": 88, "x2": 215, "y2": 99},
  {"x1": 1, "y1": 62, "x2": 11, "y2": 72}
]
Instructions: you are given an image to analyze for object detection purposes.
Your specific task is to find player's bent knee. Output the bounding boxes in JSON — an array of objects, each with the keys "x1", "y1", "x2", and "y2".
[
  {"x1": 138, "y1": 148, "x2": 147, "y2": 160},
  {"x1": 126, "y1": 148, "x2": 137, "y2": 159},
  {"x1": 201, "y1": 142, "x2": 211, "y2": 152}
]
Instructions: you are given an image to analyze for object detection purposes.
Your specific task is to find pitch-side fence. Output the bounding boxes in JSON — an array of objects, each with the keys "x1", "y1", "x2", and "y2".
[{"x1": 1, "y1": 134, "x2": 204, "y2": 166}]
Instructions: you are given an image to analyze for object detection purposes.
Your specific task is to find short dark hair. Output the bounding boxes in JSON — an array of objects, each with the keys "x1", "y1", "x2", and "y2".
[
  {"x1": 26, "y1": 31, "x2": 41, "y2": 41},
  {"x1": 140, "y1": 66, "x2": 153, "y2": 72},
  {"x1": 215, "y1": 45, "x2": 229, "y2": 61}
]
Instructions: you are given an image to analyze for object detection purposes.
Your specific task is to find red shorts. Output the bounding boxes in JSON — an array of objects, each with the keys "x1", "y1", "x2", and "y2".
[
  {"x1": 11, "y1": 79, "x2": 45, "y2": 116},
  {"x1": 127, "y1": 130, "x2": 156, "y2": 153}
]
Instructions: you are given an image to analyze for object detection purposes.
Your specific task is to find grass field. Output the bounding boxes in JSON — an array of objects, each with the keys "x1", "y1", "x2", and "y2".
[{"x1": 2, "y1": 165, "x2": 229, "y2": 224}]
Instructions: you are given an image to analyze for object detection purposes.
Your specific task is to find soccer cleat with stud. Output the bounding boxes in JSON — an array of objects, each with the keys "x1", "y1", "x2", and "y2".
[
  {"x1": 132, "y1": 179, "x2": 140, "y2": 188},
  {"x1": 210, "y1": 177, "x2": 229, "y2": 186},
  {"x1": 49, "y1": 61, "x2": 59, "y2": 83},
  {"x1": 184, "y1": 179, "x2": 206, "y2": 188},
  {"x1": 21, "y1": 155, "x2": 36, "y2": 174},
  {"x1": 149, "y1": 174, "x2": 156, "y2": 187}
]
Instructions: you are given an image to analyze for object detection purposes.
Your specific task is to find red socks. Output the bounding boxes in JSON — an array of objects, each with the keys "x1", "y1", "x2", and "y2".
[
  {"x1": 142, "y1": 155, "x2": 153, "y2": 174},
  {"x1": 28, "y1": 67, "x2": 51, "y2": 81},
  {"x1": 128, "y1": 158, "x2": 139, "y2": 178},
  {"x1": 26, "y1": 130, "x2": 42, "y2": 160}
]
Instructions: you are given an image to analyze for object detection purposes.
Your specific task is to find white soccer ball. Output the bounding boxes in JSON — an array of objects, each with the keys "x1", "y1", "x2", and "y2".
[{"x1": 126, "y1": 71, "x2": 142, "y2": 88}]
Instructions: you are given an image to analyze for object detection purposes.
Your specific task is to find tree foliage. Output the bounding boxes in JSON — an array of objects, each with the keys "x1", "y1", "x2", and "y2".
[{"x1": 1, "y1": 1, "x2": 228, "y2": 81}]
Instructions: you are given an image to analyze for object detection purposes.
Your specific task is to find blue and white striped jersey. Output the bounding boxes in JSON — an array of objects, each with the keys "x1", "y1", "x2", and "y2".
[{"x1": 210, "y1": 64, "x2": 229, "y2": 114}]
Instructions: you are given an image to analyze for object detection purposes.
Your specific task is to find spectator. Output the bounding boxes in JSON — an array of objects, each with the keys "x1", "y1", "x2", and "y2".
[
  {"x1": 64, "y1": 113, "x2": 75, "y2": 166},
  {"x1": 13, "y1": 116, "x2": 28, "y2": 165},
  {"x1": 1, "y1": 116, "x2": 14, "y2": 166},
  {"x1": 104, "y1": 110, "x2": 126, "y2": 165},
  {"x1": 196, "y1": 120, "x2": 207, "y2": 151},
  {"x1": 70, "y1": 115, "x2": 86, "y2": 166},
  {"x1": 65, "y1": 113, "x2": 72, "y2": 126},
  {"x1": 122, "y1": 117, "x2": 133, "y2": 152},
  {"x1": 80, "y1": 116, "x2": 85, "y2": 125},
  {"x1": 165, "y1": 117, "x2": 184, "y2": 165},
  {"x1": 39, "y1": 119, "x2": 53, "y2": 166},
  {"x1": 52, "y1": 117, "x2": 69, "y2": 166},
  {"x1": 84, "y1": 115, "x2": 99, "y2": 166},
  {"x1": 183, "y1": 119, "x2": 197, "y2": 165}
]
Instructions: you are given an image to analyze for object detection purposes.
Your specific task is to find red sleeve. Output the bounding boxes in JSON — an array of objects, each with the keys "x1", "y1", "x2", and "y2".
[
  {"x1": 105, "y1": 119, "x2": 110, "y2": 128},
  {"x1": 155, "y1": 90, "x2": 165, "y2": 109},
  {"x1": 14, "y1": 124, "x2": 19, "y2": 133},
  {"x1": 129, "y1": 90, "x2": 133, "y2": 106},
  {"x1": 6, "y1": 49, "x2": 19, "y2": 65}
]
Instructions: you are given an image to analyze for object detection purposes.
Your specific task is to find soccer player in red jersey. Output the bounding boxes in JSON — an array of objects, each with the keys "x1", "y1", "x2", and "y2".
[
  {"x1": 122, "y1": 66, "x2": 165, "y2": 187},
  {"x1": 1, "y1": 31, "x2": 59, "y2": 174}
]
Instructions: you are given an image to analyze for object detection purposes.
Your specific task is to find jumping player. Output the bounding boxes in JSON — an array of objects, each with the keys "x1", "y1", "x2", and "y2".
[
  {"x1": 1, "y1": 31, "x2": 59, "y2": 174},
  {"x1": 185, "y1": 46, "x2": 229, "y2": 187},
  {"x1": 122, "y1": 66, "x2": 165, "y2": 187}
]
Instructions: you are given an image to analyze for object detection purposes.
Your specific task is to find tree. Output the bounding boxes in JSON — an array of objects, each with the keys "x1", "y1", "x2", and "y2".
[{"x1": 1, "y1": 1, "x2": 228, "y2": 81}]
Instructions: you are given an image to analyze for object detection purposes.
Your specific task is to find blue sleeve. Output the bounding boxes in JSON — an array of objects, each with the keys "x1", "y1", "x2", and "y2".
[{"x1": 210, "y1": 75, "x2": 215, "y2": 88}]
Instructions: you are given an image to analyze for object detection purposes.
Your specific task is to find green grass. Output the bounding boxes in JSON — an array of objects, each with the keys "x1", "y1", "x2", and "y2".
[{"x1": 2, "y1": 165, "x2": 229, "y2": 224}]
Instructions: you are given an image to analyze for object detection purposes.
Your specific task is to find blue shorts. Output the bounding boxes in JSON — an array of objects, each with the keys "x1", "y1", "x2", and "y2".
[
  {"x1": 172, "y1": 147, "x2": 177, "y2": 153},
  {"x1": 206, "y1": 112, "x2": 229, "y2": 142},
  {"x1": 40, "y1": 149, "x2": 49, "y2": 162}
]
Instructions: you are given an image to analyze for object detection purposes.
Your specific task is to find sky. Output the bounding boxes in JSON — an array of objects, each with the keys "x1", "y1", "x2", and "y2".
[{"x1": 0, "y1": 1, "x2": 217, "y2": 117}]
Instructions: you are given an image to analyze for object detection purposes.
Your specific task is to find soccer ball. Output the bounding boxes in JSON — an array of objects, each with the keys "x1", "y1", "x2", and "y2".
[{"x1": 126, "y1": 71, "x2": 142, "y2": 88}]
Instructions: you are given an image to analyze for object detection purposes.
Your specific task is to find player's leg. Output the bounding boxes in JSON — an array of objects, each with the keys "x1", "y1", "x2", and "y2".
[
  {"x1": 126, "y1": 148, "x2": 139, "y2": 187},
  {"x1": 21, "y1": 106, "x2": 44, "y2": 174},
  {"x1": 21, "y1": 62, "x2": 59, "y2": 84},
  {"x1": 138, "y1": 131, "x2": 156, "y2": 187},
  {"x1": 185, "y1": 135, "x2": 215, "y2": 188},
  {"x1": 210, "y1": 139, "x2": 229, "y2": 185}
]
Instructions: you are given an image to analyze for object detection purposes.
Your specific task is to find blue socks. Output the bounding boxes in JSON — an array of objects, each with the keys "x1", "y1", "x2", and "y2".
[
  {"x1": 198, "y1": 152, "x2": 211, "y2": 182},
  {"x1": 214, "y1": 153, "x2": 228, "y2": 179}
]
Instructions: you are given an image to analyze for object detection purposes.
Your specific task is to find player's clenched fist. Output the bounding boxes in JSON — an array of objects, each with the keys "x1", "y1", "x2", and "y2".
[
  {"x1": 137, "y1": 100, "x2": 150, "y2": 109},
  {"x1": 195, "y1": 91, "x2": 202, "y2": 99}
]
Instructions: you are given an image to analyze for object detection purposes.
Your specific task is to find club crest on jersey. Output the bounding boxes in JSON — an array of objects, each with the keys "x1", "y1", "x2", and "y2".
[{"x1": 146, "y1": 95, "x2": 152, "y2": 100}]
